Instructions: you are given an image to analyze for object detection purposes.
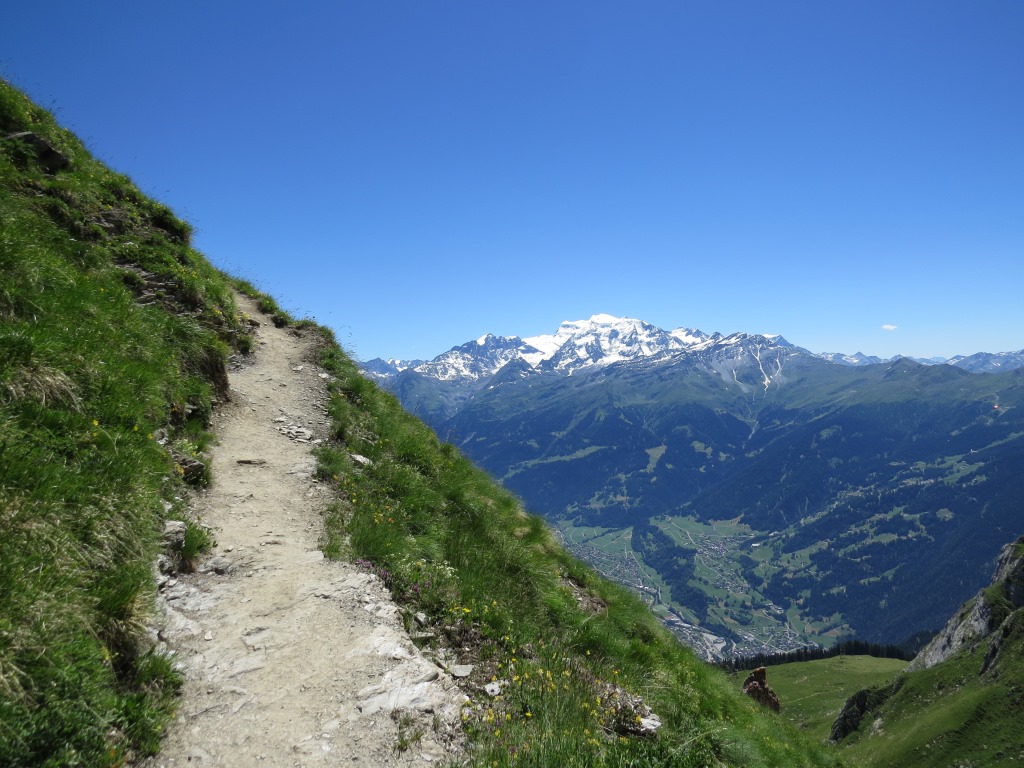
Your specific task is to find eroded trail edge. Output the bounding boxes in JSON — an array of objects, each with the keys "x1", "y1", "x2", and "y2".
[{"x1": 147, "y1": 295, "x2": 465, "y2": 767}]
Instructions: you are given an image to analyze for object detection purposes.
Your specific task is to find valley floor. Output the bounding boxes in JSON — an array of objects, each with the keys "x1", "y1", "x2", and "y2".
[{"x1": 145, "y1": 295, "x2": 465, "y2": 767}]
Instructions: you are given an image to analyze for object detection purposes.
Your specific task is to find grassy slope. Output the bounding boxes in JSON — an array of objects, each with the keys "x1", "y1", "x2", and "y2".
[
  {"x1": 840, "y1": 611, "x2": 1024, "y2": 767},
  {"x1": 0, "y1": 80, "x2": 251, "y2": 765},
  {"x1": 766, "y1": 655, "x2": 907, "y2": 742},
  {"x1": 1, "y1": 79, "x2": 840, "y2": 767},
  {"x1": 312, "y1": 351, "x2": 840, "y2": 766}
]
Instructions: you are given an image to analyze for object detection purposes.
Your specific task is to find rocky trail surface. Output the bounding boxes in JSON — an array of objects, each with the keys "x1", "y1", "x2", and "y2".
[{"x1": 146, "y1": 295, "x2": 465, "y2": 767}]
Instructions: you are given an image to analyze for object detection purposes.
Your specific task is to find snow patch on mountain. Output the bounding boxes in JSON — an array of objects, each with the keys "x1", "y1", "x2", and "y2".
[{"x1": 948, "y1": 350, "x2": 1024, "y2": 373}]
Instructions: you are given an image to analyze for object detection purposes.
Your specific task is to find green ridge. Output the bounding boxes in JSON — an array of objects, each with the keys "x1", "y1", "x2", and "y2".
[{"x1": 839, "y1": 614, "x2": 1024, "y2": 767}]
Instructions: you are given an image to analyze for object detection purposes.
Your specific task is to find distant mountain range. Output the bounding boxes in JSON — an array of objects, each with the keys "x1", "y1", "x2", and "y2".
[
  {"x1": 364, "y1": 316, "x2": 1024, "y2": 659},
  {"x1": 366, "y1": 314, "x2": 1024, "y2": 384}
]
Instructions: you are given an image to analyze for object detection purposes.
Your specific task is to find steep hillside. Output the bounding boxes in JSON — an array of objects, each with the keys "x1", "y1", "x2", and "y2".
[
  {"x1": 767, "y1": 655, "x2": 907, "y2": 743},
  {"x1": 830, "y1": 536, "x2": 1024, "y2": 766},
  {"x1": 1, "y1": 80, "x2": 840, "y2": 767},
  {"x1": 0, "y1": 80, "x2": 253, "y2": 764}
]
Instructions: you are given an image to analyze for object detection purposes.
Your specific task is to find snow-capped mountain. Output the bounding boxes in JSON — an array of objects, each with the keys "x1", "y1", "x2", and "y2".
[
  {"x1": 815, "y1": 351, "x2": 887, "y2": 366},
  {"x1": 525, "y1": 315, "x2": 712, "y2": 373},
  {"x1": 365, "y1": 314, "x2": 789, "y2": 382},
  {"x1": 947, "y1": 350, "x2": 1024, "y2": 373},
  {"x1": 363, "y1": 315, "x2": 1024, "y2": 385},
  {"x1": 397, "y1": 334, "x2": 543, "y2": 382},
  {"x1": 359, "y1": 316, "x2": 1024, "y2": 662}
]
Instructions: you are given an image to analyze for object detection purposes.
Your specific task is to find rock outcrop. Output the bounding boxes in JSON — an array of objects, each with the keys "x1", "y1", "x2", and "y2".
[
  {"x1": 2, "y1": 130, "x2": 72, "y2": 173},
  {"x1": 741, "y1": 666, "x2": 780, "y2": 712},
  {"x1": 829, "y1": 680, "x2": 902, "y2": 742},
  {"x1": 908, "y1": 535, "x2": 1024, "y2": 672},
  {"x1": 831, "y1": 535, "x2": 1024, "y2": 744}
]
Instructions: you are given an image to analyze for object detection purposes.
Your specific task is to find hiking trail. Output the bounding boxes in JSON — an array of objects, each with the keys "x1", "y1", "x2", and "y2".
[{"x1": 146, "y1": 295, "x2": 465, "y2": 767}]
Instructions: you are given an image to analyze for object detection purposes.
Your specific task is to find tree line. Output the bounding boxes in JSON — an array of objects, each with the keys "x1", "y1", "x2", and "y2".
[{"x1": 716, "y1": 638, "x2": 914, "y2": 672}]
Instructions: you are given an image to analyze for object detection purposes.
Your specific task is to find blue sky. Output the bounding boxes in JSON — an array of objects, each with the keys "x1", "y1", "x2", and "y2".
[{"x1": 3, "y1": 2, "x2": 1022, "y2": 361}]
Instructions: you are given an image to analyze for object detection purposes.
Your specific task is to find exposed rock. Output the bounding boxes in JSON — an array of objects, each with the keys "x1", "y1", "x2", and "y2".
[
  {"x1": 351, "y1": 453, "x2": 373, "y2": 467},
  {"x1": 162, "y1": 520, "x2": 188, "y2": 551},
  {"x1": 909, "y1": 594, "x2": 993, "y2": 672},
  {"x1": 199, "y1": 556, "x2": 234, "y2": 576},
  {"x1": 277, "y1": 424, "x2": 314, "y2": 442},
  {"x1": 356, "y1": 663, "x2": 464, "y2": 718},
  {"x1": 993, "y1": 537, "x2": 1024, "y2": 608},
  {"x1": 156, "y1": 553, "x2": 176, "y2": 575},
  {"x1": 450, "y1": 664, "x2": 474, "y2": 679},
  {"x1": 170, "y1": 449, "x2": 206, "y2": 484},
  {"x1": 982, "y1": 605, "x2": 1024, "y2": 676},
  {"x1": 562, "y1": 575, "x2": 607, "y2": 615},
  {"x1": 3, "y1": 131, "x2": 71, "y2": 173},
  {"x1": 830, "y1": 680, "x2": 902, "y2": 742},
  {"x1": 597, "y1": 682, "x2": 661, "y2": 738},
  {"x1": 741, "y1": 666, "x2": 780, "y2": 712},
  {"x1": 909, "y1": 535, "x2": 1024, "y2": 672}
]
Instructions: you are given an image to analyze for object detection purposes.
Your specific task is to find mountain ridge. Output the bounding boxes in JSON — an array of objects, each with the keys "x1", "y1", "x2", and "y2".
[{"x1": 364, "y1": 314, "x2": 1024, "y2": 383}]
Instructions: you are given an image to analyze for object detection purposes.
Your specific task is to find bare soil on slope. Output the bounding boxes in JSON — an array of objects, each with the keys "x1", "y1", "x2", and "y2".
[{"x1": 145, "y1": 295, "x2": 465, "y2": 767}]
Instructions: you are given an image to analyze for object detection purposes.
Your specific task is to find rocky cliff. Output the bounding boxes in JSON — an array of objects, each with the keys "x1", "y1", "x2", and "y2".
[
  {"x1": 908, "y1": 535, "x2": 1024, "y2": 672},
  {"x1": 830, "y1": 535, "x2": 1024, "y2": 746}
]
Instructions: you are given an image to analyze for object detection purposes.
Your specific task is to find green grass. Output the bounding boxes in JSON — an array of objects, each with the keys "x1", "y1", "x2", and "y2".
[
  {"x1": 1, "y1": 79, "x2": 252, "y2": 766},
  {"x1": 836, "y1": 610, "x2": 1024, "y2": 767},
  {"x1": 2, "y1": 76, "x2": 843, "y2": 767},
  {"x1": 311, "y1": 345, "x2": 842, "y2": 767},
  {"x1": 766, "y1": 655, "x2": 907, "y2": 742}
]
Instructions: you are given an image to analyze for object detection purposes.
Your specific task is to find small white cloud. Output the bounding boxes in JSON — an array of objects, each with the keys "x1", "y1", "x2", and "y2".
[{"x1": 881, "y1": 324, "x2": 898, "y2": 332}]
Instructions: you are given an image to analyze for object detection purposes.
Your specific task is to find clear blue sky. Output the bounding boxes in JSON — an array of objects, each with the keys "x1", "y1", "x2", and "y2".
[{"x1": 3, "y1": 2, "x2": 1022, "y2": 361}]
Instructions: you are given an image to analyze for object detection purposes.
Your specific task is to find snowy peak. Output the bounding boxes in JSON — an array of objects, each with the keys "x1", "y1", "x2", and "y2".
[
  {"x1": 361, "y1": 357, "x2": 424, "y2": 378},
  {"x1": 363, "y1": 315, "x2": 1024, "y2": 386},
  {"x1": 670, "y1": 327, "x2": 712, "y2": 346},
  {"x1": 947, "y1": 350, "x2": 1024, "y2": 373},
  {"x1": 527, "y1": 314, "x2": 690, "y2": 373},
  {"x1": 364, "y1": 316, "x2": 813, "y2": 383},
  {"x1": 815, "y1": 351, "x2": 886, "y2": 366},
  {"x1": 413, "y1": 334, "x2": 543, "y2": 382}
]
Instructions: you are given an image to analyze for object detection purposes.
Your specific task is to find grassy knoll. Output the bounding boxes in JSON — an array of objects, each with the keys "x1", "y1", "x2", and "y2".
[
  {"x1": 766, "y1": 655, "x2": 907, "y2": 742},
  {"x1": 0, "y1": 79, "x2": 252, "y2": 765}
]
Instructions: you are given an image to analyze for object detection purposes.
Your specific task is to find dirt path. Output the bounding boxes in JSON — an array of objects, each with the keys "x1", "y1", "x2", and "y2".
[{"x1": 146, "y1": 295, "x2": 465, "y2": 767}]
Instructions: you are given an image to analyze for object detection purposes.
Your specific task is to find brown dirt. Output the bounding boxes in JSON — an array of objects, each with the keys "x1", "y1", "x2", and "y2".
[{"x1": 145, "y1": 294, "x2": 465, "y2": 767}]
